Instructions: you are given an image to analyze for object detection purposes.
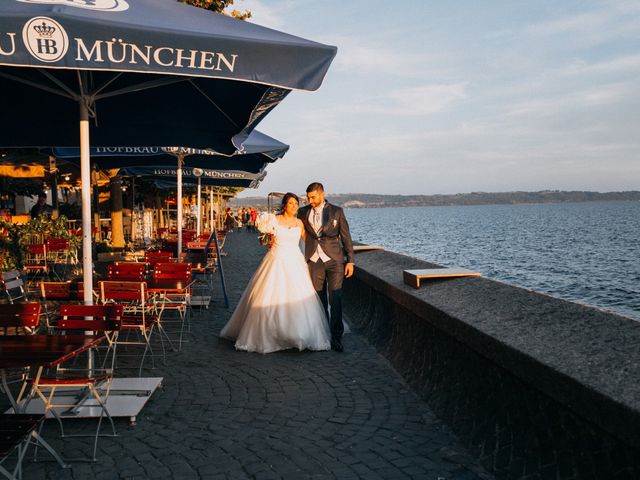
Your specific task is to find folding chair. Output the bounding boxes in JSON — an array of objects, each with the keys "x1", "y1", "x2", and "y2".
[
  {"x1": 56, "y1": 304, "x2": 124, "y2": 370},
  {"x1": 0, "y1": 414, "x2": 68, "y2": 478},
  {"x1": 0, "y1": 271, "x2": 29, "y2": 304},
  {"x1": 0, "y1": 304, "x2": 42, "y2": 414},
  {"x1": 106, "y1": 262, "x2": 148, "y2": 282},
  {"x1": 151, "y1": 263, "x2": 192, "y2": 349},
  {"x1": 45, "y1": 238, "x2": 71, "y2": 280},
  {"x1": 23, "y1": 244, "x2": 49, "y2": 283},
  {"x1": 20, "y1": 329, "x2": 119, "y2": 462},
  {"x1": 99, "y1": 281, "x2": 160, "y2": 375},
  {"x1": 0, "y1": 303, "x2": 41, "y2": 336},
  {"x1": 38, "y1": 282, "x2": 86, "y2": 331},
  {"x1": 143, "y1": 251, "x2": 173, "y2": 267},
  {"x1": 181, "y1": 230, "x2": 197, "y2": 245}
]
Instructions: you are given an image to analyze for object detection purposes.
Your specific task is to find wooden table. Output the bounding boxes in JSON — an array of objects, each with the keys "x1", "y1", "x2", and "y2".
[
  {"x1": 0, "y1": 335, "x2": 105, "y2": 370},
  {"x1": 0, "y1": 335, "x2": 106, "y2": 410},
  {"x1": 0, "y1": 335, "x2": 106, "y2": 469}
]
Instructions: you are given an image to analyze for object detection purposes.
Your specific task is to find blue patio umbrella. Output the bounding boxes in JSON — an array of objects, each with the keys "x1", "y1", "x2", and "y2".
[
  {"x1": 52, "y1": 129, "x2": 288, "y2": 248},
  {"x1": 0, "y1": 0, "x2": 335, "y2": 303}
]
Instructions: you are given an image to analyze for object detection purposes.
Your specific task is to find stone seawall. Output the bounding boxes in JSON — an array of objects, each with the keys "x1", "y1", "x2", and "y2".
[{"x1": 343, "y1": 248, "x2": 640, "y2": 480}]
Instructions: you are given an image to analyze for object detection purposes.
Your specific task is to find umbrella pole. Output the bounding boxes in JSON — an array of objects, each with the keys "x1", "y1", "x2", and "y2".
[
  {"x1": 80, "y1": 100, "x2": 93, "y2": 306},
  {"x1": 196, "y1": 176, "x2": 202, "y2": 236},
  {"x1": 177, "y1": 155, "x2": 183, "y2": 258},
  {"x1": 80, "y1": 97, "x2": 95, "y2": 376},
  {"x1": 209, "y1": 187, "x2": 214, "y2": 233}
]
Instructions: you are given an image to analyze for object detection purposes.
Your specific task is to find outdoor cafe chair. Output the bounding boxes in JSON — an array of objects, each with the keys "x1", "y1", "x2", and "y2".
[
  {"x1": 151, "y1": 263, "x2": 193, "y2": 350},
  {"x1": 45, "y1": 238, "x2": 71, "y2": 280},
  {"x1": 24, "y1": 244, "x2": 49, "y2": 283},
  {"x1": 38, "y1": 282, "x2": 87, "y2": 331},
  {"x1": 56, "y1": 304, "x2": 124, "y2": 371},
  {"x1": 143, "y1": 251, "x2": 173, "y2": 266},
  {"x1": 0, "y1": 271, "x2": 29, "y2": 305},
  {"x1": 99, "y1": 281, "x2": 161, "y2": 375},
  {"x1": 0, "y1": 303, "x2": 41, "y2": 336},
  {"x1": 182, "y1": 230, "x2": 197, "y2": 245},
  {"x1": 106, "y1": 262, "x2": 148, "y2": 282},
  {"x1": 0, "y1": 304, "x2": 43, "y2": 411},
  {"x1": 0, "y1": 414, "x2": 68, "y2": 478},
  {"x1": 20, "y1": 332, "x2": 119, "y2": 462}
]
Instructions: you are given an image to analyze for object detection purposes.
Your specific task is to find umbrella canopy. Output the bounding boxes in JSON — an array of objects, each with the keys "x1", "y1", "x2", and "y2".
[
  {"x1": 0, "y1": 0, "x2": 335, "y2": 304},
  {"x1": 127, "y1": 166, "x2": 266, "y2": 189},
  {"x1": 51, "y1": 130, "x2": 289, "y2": 173},
  {"x1": 0, "y1": 0, "x2": 336, "y2": 150},
  {"x1": 52, "y1": 129, "x2": 287, "y2": 245}
]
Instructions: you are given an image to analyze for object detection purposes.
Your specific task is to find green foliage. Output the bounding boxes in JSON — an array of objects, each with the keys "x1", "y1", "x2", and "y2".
[
  {"x1": 0, "y1": 215, "x2": 80, "y2": 271},
  {"x1": 178, "y1": 0, "x2": 251, "y2": 20}
]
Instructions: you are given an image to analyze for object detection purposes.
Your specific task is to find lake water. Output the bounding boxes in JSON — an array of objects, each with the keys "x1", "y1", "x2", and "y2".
[{"x1": 345, "y1": 201, "x2": 640, "y2": 321}]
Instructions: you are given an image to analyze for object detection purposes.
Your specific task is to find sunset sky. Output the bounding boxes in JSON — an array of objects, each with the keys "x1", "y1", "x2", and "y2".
[{"x1": 238, "y1": 0, "x2": 640, "y2": 196}]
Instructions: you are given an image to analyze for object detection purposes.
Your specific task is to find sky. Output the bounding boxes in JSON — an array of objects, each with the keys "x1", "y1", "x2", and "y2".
[{"x1": 236, "y1": 0, "x2": 640, "y2": 197}]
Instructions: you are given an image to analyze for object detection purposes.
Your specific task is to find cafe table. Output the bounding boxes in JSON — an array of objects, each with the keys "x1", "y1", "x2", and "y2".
[
  {"x1": 0, "y1": 335, "x2": 106, "y2": 413},
  {"x1": 1, "y1": 335, "x2": 163, "y2": 427},
  {"x1": 0, "y1": 335, "x2": 105, "y2": 469}
]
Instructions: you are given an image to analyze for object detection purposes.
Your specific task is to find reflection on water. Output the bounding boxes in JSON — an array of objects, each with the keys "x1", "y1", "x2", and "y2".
[{"x1": 346, "y1": 201, "x2": 640, "y2": 321}]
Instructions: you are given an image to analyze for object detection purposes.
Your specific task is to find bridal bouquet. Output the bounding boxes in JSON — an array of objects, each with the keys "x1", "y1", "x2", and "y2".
[{"x1": 255, "y1": 212, "x2": 276, "y2": 246}]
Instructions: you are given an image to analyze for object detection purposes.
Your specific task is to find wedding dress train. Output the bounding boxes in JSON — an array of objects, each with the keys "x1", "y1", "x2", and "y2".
[{"x1": 220, "y1": 218, "x2": 331, "y2": 353}]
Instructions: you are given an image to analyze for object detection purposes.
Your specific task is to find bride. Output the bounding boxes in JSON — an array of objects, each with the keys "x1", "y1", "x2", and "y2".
[{"x1": 219, "y1": 193, "x2": 331, "y2": 353}]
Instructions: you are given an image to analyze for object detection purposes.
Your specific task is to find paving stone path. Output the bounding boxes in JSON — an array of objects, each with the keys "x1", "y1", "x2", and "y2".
[{"x1": 17, "y1": 228, "x2": 494, "y2": 479}]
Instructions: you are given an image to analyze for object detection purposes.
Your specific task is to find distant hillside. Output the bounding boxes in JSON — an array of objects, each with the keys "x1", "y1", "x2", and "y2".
[{"x1": 230, "y1": 191, "x2": 640, "y2": 209}]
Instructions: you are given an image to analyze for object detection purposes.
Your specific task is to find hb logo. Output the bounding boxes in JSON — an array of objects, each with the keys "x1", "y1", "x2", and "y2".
[{"x1": 22, "y1": 17, "x2": 68, "y2": 62}]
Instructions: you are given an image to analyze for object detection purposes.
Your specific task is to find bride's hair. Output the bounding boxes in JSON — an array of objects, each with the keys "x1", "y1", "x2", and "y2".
[{"x1": 280, "y1": 192, "x2": 299, "y2": 212}]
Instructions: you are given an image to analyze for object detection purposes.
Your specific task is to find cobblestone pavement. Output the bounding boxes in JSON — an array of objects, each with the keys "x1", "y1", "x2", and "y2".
[{"x1": 17, "y1": 228, "x2": 494, "y2": 480}]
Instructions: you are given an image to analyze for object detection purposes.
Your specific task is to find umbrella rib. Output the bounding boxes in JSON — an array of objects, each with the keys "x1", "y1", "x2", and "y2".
[
  {"x1": 37, "y1": 68, "x2": 79, "y2": 99},
  {"x1": 93, "y1": 76, "x2": 190, "y2": 100},
  {"x1": 0, "y1": 71, "x2": 75, "y2": 100},
  {"x1": 92, "y1": 72, "x2": 123, "y2": 97},
  {"x1": 188, "y1": 79, "x2": 239, "y2": 129}
]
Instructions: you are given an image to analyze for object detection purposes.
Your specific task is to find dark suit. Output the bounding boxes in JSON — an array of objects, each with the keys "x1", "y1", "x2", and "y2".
[{"x1": 299, "y1": 202, "x2": 355, "y2": 343}]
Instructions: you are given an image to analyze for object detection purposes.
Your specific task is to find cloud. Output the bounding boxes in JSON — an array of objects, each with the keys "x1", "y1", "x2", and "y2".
[
  {"x1": 561, "y1": 54, "x2": 640, "y2": 77},
  {"x1": 243, "y1": 0, "x2": 288, "y2": 30},
  {"x1": 522, "y1": 4, "x2": 640, "y2": 49},
  {"x1": 386, "y1": 83, "x2": 467, "y2": 115},
  {"x1": 329, "y1": 35, "x2": 433, "y2": 75}
]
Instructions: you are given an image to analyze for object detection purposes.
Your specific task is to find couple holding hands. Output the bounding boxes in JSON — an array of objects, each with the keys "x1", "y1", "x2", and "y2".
[{"x1": 221, "y1": 182, "x2": 355, "y2": 354}]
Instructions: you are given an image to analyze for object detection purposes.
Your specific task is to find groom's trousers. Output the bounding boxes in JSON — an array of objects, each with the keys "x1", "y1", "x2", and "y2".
[{"x1": 308, "y1": 258, "x2": 344, "y2": 341}]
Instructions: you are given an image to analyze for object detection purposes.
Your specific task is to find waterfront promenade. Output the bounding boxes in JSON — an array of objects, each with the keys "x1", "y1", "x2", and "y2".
[{"x1": 17, "y1": 229, "x2": 493, "y2": 480}]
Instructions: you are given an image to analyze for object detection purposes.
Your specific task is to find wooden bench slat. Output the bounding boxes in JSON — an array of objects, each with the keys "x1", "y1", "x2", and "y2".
[{"x1": 403, "y1": 268, "x2": 481, "y2": 288}]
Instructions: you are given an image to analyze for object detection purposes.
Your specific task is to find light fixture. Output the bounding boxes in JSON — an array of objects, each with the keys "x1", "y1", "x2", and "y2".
[{"x1": 64, "y1": 174, "x2": 71, "y2": 182}]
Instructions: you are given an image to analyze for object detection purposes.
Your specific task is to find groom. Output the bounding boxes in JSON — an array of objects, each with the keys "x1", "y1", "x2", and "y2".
[{"x1": 299, "y1": 182, "x2": 355, "y2": 352}]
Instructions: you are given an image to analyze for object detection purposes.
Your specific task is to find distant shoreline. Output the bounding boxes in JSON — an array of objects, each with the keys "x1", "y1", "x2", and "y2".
[{"x1": 230, "y1": 190, "x2": 640, "y2": 209}]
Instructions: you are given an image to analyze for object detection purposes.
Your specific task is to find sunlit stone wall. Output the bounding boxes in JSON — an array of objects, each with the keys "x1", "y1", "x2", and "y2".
[{"x1": 343, "y1": 247, "x2": 640, "y2": 480}]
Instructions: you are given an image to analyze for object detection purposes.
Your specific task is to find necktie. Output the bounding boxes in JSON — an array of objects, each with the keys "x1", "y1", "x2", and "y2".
[{"x1": 313, "y1": 208, "x2": 320, "y2": 231}]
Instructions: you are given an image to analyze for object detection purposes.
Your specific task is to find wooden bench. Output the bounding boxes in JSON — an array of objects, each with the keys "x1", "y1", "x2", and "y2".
[
  {"x1": 353, "y1": 245, "x2": 384, "y2": 252},
  {"x1": 403, "y1": 268, "x2": 481, "y2": 288}
]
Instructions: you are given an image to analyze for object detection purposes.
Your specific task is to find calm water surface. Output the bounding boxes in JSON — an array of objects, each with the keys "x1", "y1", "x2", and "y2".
[{"x1": 346, "y1": 201, "x2": 640, "y2": 321}]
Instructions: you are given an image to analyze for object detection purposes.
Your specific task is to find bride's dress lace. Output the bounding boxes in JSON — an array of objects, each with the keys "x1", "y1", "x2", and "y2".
[{"x1": 220, "y1": 217, "x2": 331, "y2": 353}]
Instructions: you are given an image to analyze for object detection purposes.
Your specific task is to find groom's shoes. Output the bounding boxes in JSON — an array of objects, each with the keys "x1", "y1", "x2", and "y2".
[{"x1": 331, "y1": 339, "x2": 344, "y2": 352}]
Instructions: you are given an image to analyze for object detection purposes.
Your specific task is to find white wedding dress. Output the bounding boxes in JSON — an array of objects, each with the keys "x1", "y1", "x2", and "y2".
[{"x1": 220, "y1": 217, "x2": 331, "y2": 353}]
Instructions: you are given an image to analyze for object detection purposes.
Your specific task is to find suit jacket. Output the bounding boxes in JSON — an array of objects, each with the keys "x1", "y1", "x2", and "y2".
[{"x1": 299, "y1": 202, "x2": 355, "y2": 264}]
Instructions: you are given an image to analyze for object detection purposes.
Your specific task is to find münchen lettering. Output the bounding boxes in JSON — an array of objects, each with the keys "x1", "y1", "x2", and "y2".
[
  {"x1": 203, "y1": 171, "x2": 244, "y2": 179},
  {"x1": 75, "y1": 38, "x2": 238, "y2": 72}
]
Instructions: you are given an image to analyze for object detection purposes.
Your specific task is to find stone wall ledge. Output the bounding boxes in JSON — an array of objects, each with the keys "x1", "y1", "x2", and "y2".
[{"x1": 346, "y1": 247, "x2": 640, "y2": 450}]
